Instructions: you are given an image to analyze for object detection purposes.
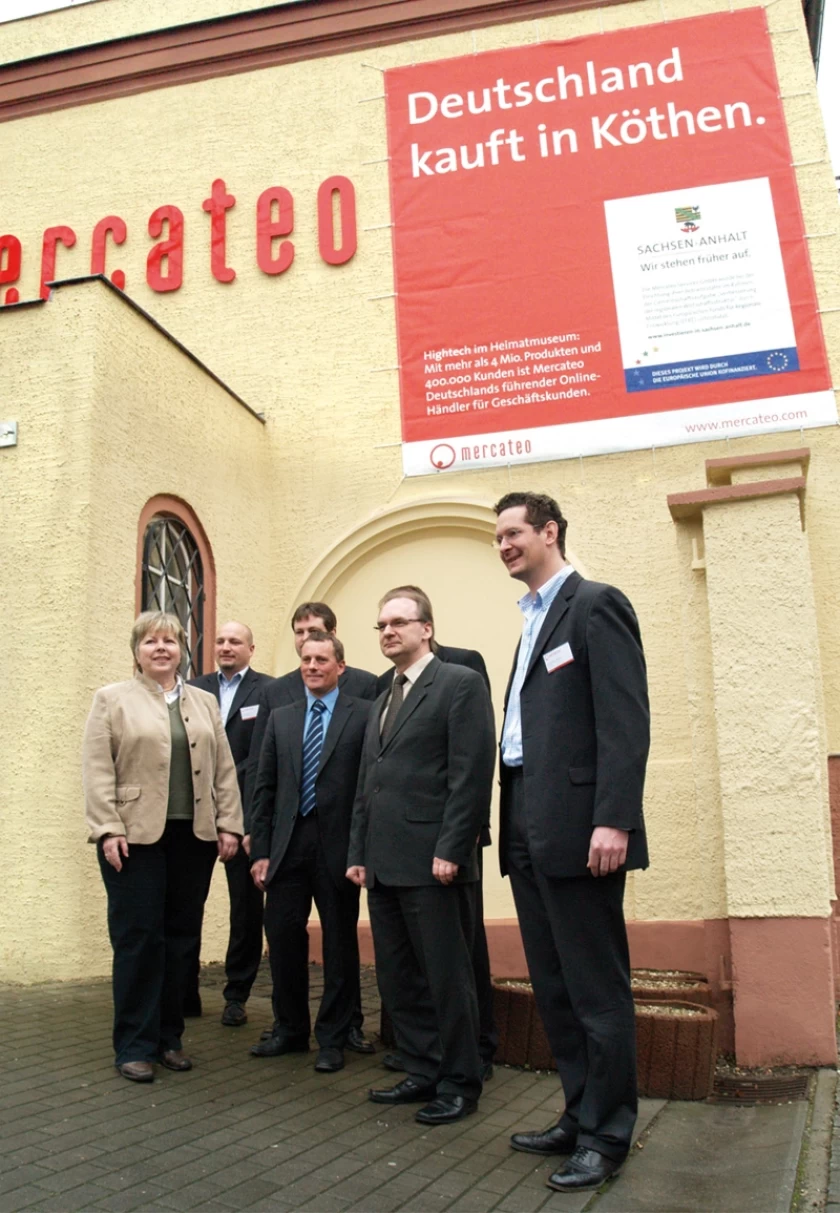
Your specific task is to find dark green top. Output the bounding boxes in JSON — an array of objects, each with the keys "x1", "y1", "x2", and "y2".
[{"x1": 166, "y1": 699, "x2": 194, "y2": 820}]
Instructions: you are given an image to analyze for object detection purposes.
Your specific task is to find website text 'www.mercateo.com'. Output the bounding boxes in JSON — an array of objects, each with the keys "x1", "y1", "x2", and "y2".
[{"x1": 683, "y1": 408, "x2": 808, "y2": 434}]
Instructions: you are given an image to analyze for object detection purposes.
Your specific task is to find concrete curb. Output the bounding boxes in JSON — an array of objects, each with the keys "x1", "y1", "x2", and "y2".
[{"x1": 796, "y1": 1068, "x2": 837, "y2": 1212}]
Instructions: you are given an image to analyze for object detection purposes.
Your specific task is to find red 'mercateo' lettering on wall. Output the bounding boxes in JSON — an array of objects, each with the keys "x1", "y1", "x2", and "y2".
[
  {"x1": 318, "y1": 176, "x2": 357, "y2": 266},
  {"x1": 202, "y1": 178, "x2": 236, "y2": 283},
  {"x1": 256, "y1": 187, "x2": 294, "y2": 275},
  {"x1": 147, "y1": 206, "x2": 184, "y2": 293},
  {"x1": 91, "y1": 216, "x2": 127, "y2": 289},
  {"x1": 40, "y1": 225, "x2": 76, "y2": 299},
  {"x1": 0, "y1": 234, "x2": 22, "y2": 304}
]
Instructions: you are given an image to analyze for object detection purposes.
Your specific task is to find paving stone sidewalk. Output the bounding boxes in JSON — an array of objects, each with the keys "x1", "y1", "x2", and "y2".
[{"x1": 0, "y1": 962, "x2": 817, "y2": 1213}]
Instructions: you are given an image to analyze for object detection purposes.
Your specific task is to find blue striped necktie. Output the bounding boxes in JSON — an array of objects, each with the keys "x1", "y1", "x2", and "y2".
[{"x1": 299, "y1": 700, "x2": 326, "y2": 816}]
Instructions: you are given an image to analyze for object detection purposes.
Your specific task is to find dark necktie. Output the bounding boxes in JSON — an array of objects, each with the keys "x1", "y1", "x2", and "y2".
[
  {"x1": 299, "y1": 700, "x2": 326, "y2": 816},
  {"x1": 380, "y1": 673, "x2": 408, "y2": 742}
]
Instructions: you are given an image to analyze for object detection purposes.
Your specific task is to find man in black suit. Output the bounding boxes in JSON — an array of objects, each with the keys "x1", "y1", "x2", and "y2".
[
  {"x1": 373, "y1": 587, "x2": 497, "y2": 1082},
  {"x1": 347, "y1": 587, "x2": 495, "y2": 1125},
  {"x1": 187, "y1": 621, "x2": 272, "y2": 1026},
  {"x1": 245, "y1": 601, "x2": 377, "y2": 1055},
  {"x1": 249, "y1": 633, "x2": 370, "y2": 1073},
  {"x1": 493, "y1": 492, "x2": 650, "y2": 1194}
]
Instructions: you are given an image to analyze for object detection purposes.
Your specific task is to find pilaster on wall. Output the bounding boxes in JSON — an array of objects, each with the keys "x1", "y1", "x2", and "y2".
[{"x1": 668, "y1": 449, "x2": 837, "y2": 1066}]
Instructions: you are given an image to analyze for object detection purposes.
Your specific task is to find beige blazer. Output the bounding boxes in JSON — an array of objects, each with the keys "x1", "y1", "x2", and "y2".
[{"x1": 83, "y1": 673, "x2": 244, "y2": 844}]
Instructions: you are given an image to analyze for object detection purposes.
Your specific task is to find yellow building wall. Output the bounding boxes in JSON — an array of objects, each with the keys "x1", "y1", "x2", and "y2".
[
  {"x1": 0, "y1": 281, "x2": 272, "y2": 981},
  {"x1": 1, "y1": 0, "x2": 839, "y2": 979}
]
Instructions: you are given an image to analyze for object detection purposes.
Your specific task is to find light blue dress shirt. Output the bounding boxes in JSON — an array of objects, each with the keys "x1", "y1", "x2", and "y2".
[
  {"x1": 304, "y1": 685, "x2": 340, "y2": 733},
  {"x1": 218, "y1": 668, "x2": 247, "y2": 726},
  {"x1": 501, "y1": 565, "x2": 575, "y2": 768}
]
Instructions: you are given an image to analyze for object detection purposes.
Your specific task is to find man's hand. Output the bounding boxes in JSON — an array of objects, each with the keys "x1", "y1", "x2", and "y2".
[
  {"x1": 251, "y1": 858, "x2": 270, "y2": 891},
  {"x1": 346, "y1": 866, "x2": 366, "y2": 887},
  {"x1": 102, "y1": 836, "x2": 129, "y2": 871},
  {"x1": 587, "y1": 826, "x2": 629, "y2": 877},
  {"x1": 242, "y1": 833, "x2": 251, "y2": 857},
  {"x1": 217, "y1": 832, "x2": 239, "y2": 862},
  {"x1": 433, "y1": 857, "x2": 459, "y2": 885}
]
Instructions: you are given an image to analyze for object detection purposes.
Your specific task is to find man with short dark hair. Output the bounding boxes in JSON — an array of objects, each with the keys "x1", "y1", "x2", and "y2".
[
  {"x1": 373, "y1": 585, "x2": 497, "y2": 1082},
  {"x1": 187, "y1": 621, "x2": 272, "y2": 1026},
  {"x1": 245, "y1": 601, "x2": 377, "y2": 1054},
  {"x1": 249, "y1": 633, "x2": 370, "y2": 1072},
  {"x1": 493, "y1": 491, "x2": 650, "y2": 1194},
  {"x1": 348, "y1": 588, "x2": 495, "y2": 1125}
]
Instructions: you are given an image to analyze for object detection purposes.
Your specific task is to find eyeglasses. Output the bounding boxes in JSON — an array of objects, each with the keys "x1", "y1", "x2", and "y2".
[
  {"x1": 492, "y1": 524, "x2": 542, "y2": 550},
  {"x1": 373, "y1": 618, "x2": 423, "y2": 632}
]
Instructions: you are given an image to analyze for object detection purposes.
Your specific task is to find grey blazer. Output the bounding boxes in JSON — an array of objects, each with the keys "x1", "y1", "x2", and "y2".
[{"x1": 347, "y1": 657, "x2": 495, "y2": 888}]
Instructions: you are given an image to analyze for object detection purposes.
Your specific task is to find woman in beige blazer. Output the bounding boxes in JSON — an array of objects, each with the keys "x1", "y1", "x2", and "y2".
[{"x1": 83, "y1": 611, "x2": 243, "y2": 1082}]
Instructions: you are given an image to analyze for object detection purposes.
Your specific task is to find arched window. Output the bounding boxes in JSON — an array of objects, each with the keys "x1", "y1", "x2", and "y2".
[{"x1": 137, "y1": 496, "x2": 215, "y2": 678}]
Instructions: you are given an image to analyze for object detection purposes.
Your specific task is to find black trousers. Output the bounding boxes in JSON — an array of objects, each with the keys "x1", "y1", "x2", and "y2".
[
  {"x1": 369, "y1": 880, "x2": 482, "y2": 1101},
  {"x1": 504, "y1": 771, "x2": 637, "y2": 1161},
  {"x1": 263, "y1": 813, "x2": 362, "y2": 1048},
  {"x1": 97, "y1": 820, "x2": 217, "y2": 1065},
  {"x1": 468, "y1": 848, "x2": 498, "y2": 1064},
  {"x1": 184, "y1": 844, "x2": 264, "y2": 1009}
]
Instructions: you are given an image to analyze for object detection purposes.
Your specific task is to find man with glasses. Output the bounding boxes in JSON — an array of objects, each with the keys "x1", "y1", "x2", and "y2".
[
  {"x1": 493, "y1": 491, "x2": 650, "y2": 1195},
  {"x1": 347, "y1": 587, "x2": 495, "y2": 1125}
]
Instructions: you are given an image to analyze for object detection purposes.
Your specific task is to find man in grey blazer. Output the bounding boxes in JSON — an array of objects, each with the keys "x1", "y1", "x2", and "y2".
[
  {"x1": 494, "y1": 491, "x2": 650, "y2": 1195},
  {"x1": 347, "y1": 587, "x2": 495, "y2": 1125}
]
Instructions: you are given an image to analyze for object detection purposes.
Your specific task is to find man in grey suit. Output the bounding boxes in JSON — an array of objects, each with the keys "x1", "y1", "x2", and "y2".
[
  {"x1": 494, "y1": 491, "x2": 650, "y2": 1194},
  {"x1": 347, "y1": 587, "x2": 495, "y2": 1125}
]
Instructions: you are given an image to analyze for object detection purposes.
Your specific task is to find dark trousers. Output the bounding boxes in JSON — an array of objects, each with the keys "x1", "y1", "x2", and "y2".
[
  {"x1": 504, "y1": 771, "x2": 637, "y2": 1161},
  {"x1": 222, "y1": 846, "x2": 265, "y2": 1003},
  {"x1": 369, "y1": 880, "x2": 482, "y2": 1102},
  {"x1": 97, "y1": 820, "x2": 217, "y2": 1065},
  {"x1": 469, "y1": 848, "x2": 498, "y2": 1064},
  {"x1": 263, "y1": 813, "x2": 362, "y2": 1048},
  {"x1": 184, "y1": 844, "x2": 264, "y2": 1009}
]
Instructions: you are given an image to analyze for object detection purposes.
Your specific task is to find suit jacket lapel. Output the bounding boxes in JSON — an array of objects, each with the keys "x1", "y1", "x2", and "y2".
[
  {"x1": 287, "y1": 701, "x2": 307, "y2": 786},
  {"x1": 227, "y1": 668, "x2": 255, "y2": 721},
  {"x1": 522, "y1": 571, "x2": 580, "y2": 685},
  {"x1": 380, "y1": 658, "x2": 437, "y2": 752},
  {"x1": 318, "y1": 694, "x2": 352, "y2": 772}
]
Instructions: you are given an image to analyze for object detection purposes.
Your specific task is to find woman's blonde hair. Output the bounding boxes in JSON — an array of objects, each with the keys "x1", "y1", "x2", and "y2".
[{"x1": 131, "y1": 611, "x2": 186, "y2": 670}]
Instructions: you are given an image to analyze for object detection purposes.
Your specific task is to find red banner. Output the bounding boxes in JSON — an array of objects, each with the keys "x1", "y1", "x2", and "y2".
[{"x1": 385, "y1": 8, "x2": 833, "y2": 476}]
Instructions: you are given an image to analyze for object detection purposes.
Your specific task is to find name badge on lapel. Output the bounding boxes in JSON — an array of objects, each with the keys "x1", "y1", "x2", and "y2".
[
  {"x1": 544, "y1": 642, "x2": 573, "y2": 673},
  {"x1": 240, "y1": 705, "x2": 259, "y2": 720}
]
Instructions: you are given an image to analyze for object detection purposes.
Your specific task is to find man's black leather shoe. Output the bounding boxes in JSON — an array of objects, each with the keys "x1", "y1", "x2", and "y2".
[
  {"x1": 546, "y1": 1147, "x2": 623, "y2": 1192},
  {"x1": 368, "y1": 1077, "x2": 436, "y2": 1105},
  {"x1": 314, "y1": 1047, "x2": 345, "y2": 1073},
  {"x1": 221, "y1": 1000, "x2": 248, "y2": 1027},
  {"x1": 346, "y1": 1027, "x2": 375, "y2": 1054},
  {"x1": 382, "y1": 1053, "x2": 405, "y2": 1072},
  {"x1": 510, "y1": 1121, "x2": 578, "y2": 1156},
  {"x1": 250, "y1": 1034, "x2": 310, "y2": 1057},
  {"x1": 415, "y1": 1096, "x2": 477, "y2": 1125}
]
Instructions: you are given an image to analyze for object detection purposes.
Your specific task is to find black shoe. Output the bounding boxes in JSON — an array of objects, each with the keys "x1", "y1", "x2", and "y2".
[
  {"x1": 183, "y1": 996, "x2": 202, "y2": 1018},
  {"x1": 368, "y1": 1077, "x2": 436, "y2": 1105},
  {"x1": 250, "y1": 1034, "x2": 310, "y2": 1057},
  {"x1": 346, "y1": 1027, "x2": 375, "y2": 1054},
  {"x1": 415, "y1": 1096, "x2": 477, "y2": 1125},
  {"x1": 382, "y1": 1053, "x2": 405, "y2": 1073},
  {"x1": 221, "y1": 1000, "x2": 248, "y2": 1027},
  {"x1": 546, "y1": 1147, "x2": 623, "y2": 1192},
  {"x1": 511, "y1": 1122, "x2": 578, "y2": 1156},
  {"x1": 260, "y1": 1025, "x2": 279, "y2": 1041},
  {"x1": 481, "y1": 1061, "x2": 494, "y2": 1082},
  {"x1": 314, "y1": 1047, "x2": 345, "y2": 1073}
]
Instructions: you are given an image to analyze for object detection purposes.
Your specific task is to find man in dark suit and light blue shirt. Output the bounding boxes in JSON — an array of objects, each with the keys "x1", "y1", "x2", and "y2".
[
  {"x1": 494, "y1": 492, "x2": 650, "y2": 1195},
  {"x1": 244, "y1": 600, "x2": 377, "y2": 1055},
  {"x1": 347, "y1": 587, "x2": 495, "y2": 1125},
  {"x1": 187, "y1": 621, "x2": 271, "y2": 1026},
  {"x1": 249, "y1": 632, "x2": 370, "y2": 1073}
]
